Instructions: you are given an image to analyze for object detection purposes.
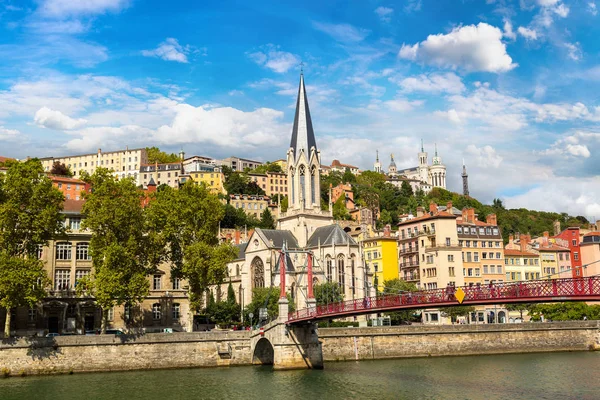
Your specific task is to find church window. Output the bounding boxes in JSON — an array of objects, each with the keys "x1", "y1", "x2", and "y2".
[
  {"x1": 326, "y1": 256, "x2": 333, "y2": 282},
  {"x1": 290, "y1": 167, "x2": 295, "y2": 205},
  {"x1": 251, "y1": 257, "x2": 265, "y2": 289},
  {"x1": 337, "y1": 255, "x2": 345, "y2": 288},
  {"x1": 299, "y1": 165, "x2": 306, "y2": 206},
  {"x1": 310, "y1": 166, "x2": 317, "y2": 205}
]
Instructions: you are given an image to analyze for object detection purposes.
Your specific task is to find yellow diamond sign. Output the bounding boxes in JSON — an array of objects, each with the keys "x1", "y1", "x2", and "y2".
[{"x1": 454, "y1": 287, "x2": 465, "y2": 304}]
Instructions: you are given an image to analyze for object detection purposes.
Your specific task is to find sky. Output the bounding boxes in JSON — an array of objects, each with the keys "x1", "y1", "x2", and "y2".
[{"x1": 0, "y1": 0, "x2": 599, "y2": 219}]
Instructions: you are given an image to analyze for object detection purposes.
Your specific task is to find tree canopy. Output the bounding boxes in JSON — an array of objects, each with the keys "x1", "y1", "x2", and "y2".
[
  {"x1": 50, "y1": 161, "x2": 73, "y2": 177},
  {"x1": 243, "y1": 287, "x2": 294, "y2": 325},
  {"x1": 314, "y1": 282, "x2": 344, "y2": 306},
  {"x1": 146, "y1": 146, "x2": 180, "y2": 164},
  {"x1": 252, "y1": 162, "x2": 283, "y2": 174},
  {"x1": 0, "y1": 159, "x2": 64, "y2": 336}
]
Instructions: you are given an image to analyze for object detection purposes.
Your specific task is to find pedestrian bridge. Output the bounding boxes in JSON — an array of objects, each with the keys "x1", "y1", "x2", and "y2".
[{"x1": 287, "y1": 276, "x2": 600, "y2": 324}]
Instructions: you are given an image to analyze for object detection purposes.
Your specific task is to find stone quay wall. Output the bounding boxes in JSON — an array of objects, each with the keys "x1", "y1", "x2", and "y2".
[
  {"x1": 1, "y1": 322, "x2": 598, "y2": 376},
  {"x1": 0, "y1": 331, "x2": 251, "y2": 376},
  {"x1": 319, "y1": 321, "x2": 600, "y2": 362}
]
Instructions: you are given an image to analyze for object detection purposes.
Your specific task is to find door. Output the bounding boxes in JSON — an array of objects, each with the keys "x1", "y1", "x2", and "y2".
[{"x1": 48, "y1": 316, "x2": 59, "y2": 333}]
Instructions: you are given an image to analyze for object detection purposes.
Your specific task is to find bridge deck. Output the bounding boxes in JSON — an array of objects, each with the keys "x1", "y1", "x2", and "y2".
[{"x1": 287, "y1": 276, "x2": 600, "y2": 324}]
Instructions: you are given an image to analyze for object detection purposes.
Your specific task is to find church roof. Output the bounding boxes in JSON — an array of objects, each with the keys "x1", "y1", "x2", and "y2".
[
  {"x1": 233, "y1": 243, "x2": 247, "y2": 261},
  {"x1": 306, "y1": 224, "x2": 358, "y2": 248},
  {"x1": 255, "y1": 228, "x2": 301, "y2": 250},
  {"x1": 290, "y1": 73, "x2": 317, "y2": 161}
]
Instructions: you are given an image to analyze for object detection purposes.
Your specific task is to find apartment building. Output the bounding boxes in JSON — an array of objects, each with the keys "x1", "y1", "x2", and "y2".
[
  {"x1": 248, "y1": 171, "x2": 288, "y2": 198},
  {"x1": 50, "y1": 176, "x2": 89, "y2": 200},
  {"x1": 457, "y1": 208, "x2": 505, "y2": 286},
  {"x1": 220, "y1": 156, "x2": 262, "y2": 172},
  {"x1": 329, "y1": 159, "x2": 360, "y2": 175},
  {"x1": 183, "y1": 155, "x2": 217, "y2": 173},
  {"x1": 40, "y1": 147, "x2": 148, "y2": 180},
  {"x1": 139, "y1": 162, "x2": 183, "y2": 188},
  {"x1": 581, "y1": 232, "x2": 600, "y2": 276},
  {"x1": 229, "y1": 194, "x2": 277, "y2": 219},
  {"x1": 504, "y1": 247, "x2": 541, "y2": 282},
  {"x1": 180, "y1": 169, "x2": 226, "y2": 195},
  {"x1": 361, "y1": 226, "x2": 399, "y2": 291}
]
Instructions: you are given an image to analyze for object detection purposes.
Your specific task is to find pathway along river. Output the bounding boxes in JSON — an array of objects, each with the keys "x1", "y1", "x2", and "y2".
[{"x1": 1, "y1": 352, "x2": 599, "y2": 399}]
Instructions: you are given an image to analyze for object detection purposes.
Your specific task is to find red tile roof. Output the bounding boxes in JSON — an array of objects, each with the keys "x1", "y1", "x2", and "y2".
[
  {"x1": 63, "y1": 199, "x2": 85, "y2": 213},
  {"x1": 504, "y1": 249, "x2": 538, "y2": 257},
  {"x1": 50, "y1": 175, "x2": 86, "y2": 184},
  {"x1": 397, "y1": 210, "x2": 456, "y2": 226}
]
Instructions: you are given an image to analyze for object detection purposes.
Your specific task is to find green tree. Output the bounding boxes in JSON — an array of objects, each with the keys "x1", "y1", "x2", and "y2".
[
  {"x1": 227, "y1": 282, "x2": 236, "y2": 304},
  {"x1": 253, "y1": 162, "x2": 283, "y2": 174},
  {"x1": 78, "y1": 168, "x2": 156, "y2": 333},
  {"x1": 243, "y1": 287, "x2": 295, "y2": 325},
  {"x1": 442, "y1": 306, "x2": 476, "y2": 324},
  {"x1": 146, "y1": 182, "x2": 237, "y2": 331},
  {"x1": 146, "y1": 146, "x2": 180, "y2": 164},
  {"x1": 505, "y1": 303, "x2": 534, "y2": 320},
  {"x1": 400, "y1": 181, "x2": 414, "y2": 199},
  {"x1": 50, "y1": 161, "x2": 73, "y2": 177},
  {"x1": 342, "y1": 168, "x2": 356, "y2": 184},
  {"x1": 0, "y1": 160, "x2": 64, "y2": 336},
  {"x1": 381, "y1": 279, "x2": 418, "y2": 324},
  {"x1": 205, "y1": 283, "x2": 241, "y2": 326},
  {"x1": 260, "y1": 208, "x2": 275, "y2": 229},
  {"x1": 314, "y1": 282, "x2": 344, "y2": 306},
  {"x1": 333, "y1": 196, "x2": 351, "y2": 220}
]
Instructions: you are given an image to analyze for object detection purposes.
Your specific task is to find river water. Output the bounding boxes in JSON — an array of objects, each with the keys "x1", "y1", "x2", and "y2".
[{"x1": 0, "y1": 352, "x2": 599, "y2": 400}]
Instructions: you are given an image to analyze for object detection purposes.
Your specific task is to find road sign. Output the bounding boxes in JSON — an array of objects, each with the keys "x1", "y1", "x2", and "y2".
[
  {"x1": 259, "y1": 308, "x2": 268, "y2": 320},
  {"x1": 248, "y1": 312, "x2": 254, "y2": 319},
  {"x1": 455, "y1": 287, "x2": 466, "y2": 304}
]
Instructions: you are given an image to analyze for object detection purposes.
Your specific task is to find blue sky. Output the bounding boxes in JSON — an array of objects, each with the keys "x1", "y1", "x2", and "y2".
[{"x1": 0, "y1": 0, "x2": 599, "y2": 218}]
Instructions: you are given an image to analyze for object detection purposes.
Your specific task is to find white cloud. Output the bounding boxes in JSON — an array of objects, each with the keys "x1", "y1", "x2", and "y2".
[
  {"x1": 398, "y1": 23, "x2": 516, "y2": 73},
  {"x1": 38, "y1": 0, "x2": 128, "y2": 17},
  {"x1": 465, "y1": 144, "x2": 503, "y2": 168},
  {"x1": 553, "y1": 3, "x2": 569, "y2": 17},
  {"x1": 434, "y1": 109, "x2": 462, "y2": 124},
  {"x1": 517, "y1": 27, "x2": 538, "y2": 40},
  {"x1": 228, "y1": 90, "x2": 244, "y2": 96},
  {"x1": 313, "y1": 21, "x2": 370, "y2": 43},
  {"x1": 0, "y1": 126, "x2": 20, "y2": 140},
  {"x1": 141, "y1": 38, "x2": 190, "y2": 63},
  {"x1": 564, "y1": 42, "x2": 582, "y2": 61},
  {"x1": 537, "y1": 0, "x2": 559, "y2": 6},
  {"x1": 34, "y1": 107, "x2": 87, "y2": 130},
  {"x1": 374, "y1": 6, "x2": 393, "y2": 22},
  {"x1": 503, "y1": 19, "x2": 517, "y2": 40},
  {"x1": 539, "y1": 130, "x2": 599, "y2": 159},
  {"x1": 248, "y1": 45, "x2": 300, "y2": 73},
  {"x1": 404, "y1": 0, "x2": 422, "y2": 13},
  {"x1": 396, "y1": 72, "x2": 465, "y2": 94},
  {"x1": 384, "y1": 98, "x2": 424, "y2": 112},
  {"x1": 589, "y1": 2, "x2": 598, "y2": 16}
]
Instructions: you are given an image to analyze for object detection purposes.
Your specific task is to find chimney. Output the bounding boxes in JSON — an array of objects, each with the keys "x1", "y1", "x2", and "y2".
[
  {"x1": 553, "y1": 220, "x2": 561, "y2": 236},
  {"x1": 416, "y1": 207, "x2": 424, "y2": 217},
  {"x1": 486, "y1": 214, "x2": 497, "y2": 226},
  {"x1": 509, "y1": 234, "x2": 514, "y2": 249},
  {"x1": 446, "y1": 201, "x2": 453, "y2": 213},
  {"x1": 542, "y1": 231, "x2": 549, "y2": 246},
  {"x1": 519, "y1": 234, "x2": 530, "y2": 253},
  {"x1": 234, "y1": 230, "x2": 241, "y2": 245},
  {"x1": 383, "y1": 225, "x2": 391, "y2": 238},
  {"x1": 462, "y1": 207, "x2": 475, "y2": 224},
  {"x1": 429, "y1": 202, "x2": 438, "y2": 213}
]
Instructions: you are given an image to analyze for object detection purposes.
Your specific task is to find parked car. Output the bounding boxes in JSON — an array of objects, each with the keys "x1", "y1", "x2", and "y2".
[
  {"x1": 46, "y1": 332, "x2": 60, "y2": 338},
  {"x1": 104, "y1": 329, "x2": 124, "y2": 335}
]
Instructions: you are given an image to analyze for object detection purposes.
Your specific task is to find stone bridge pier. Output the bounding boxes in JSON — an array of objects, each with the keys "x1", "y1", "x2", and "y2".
[{"x1": 250, "y1": 299, "x2": 323, "y2": 370}]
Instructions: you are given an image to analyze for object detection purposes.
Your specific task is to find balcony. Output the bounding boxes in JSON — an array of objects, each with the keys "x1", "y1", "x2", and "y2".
[
  {"x1": 400, "y1": 261, "x2": 419, "y2": 269},
  {"x1": 403, "y1": 273, "x2": 420, "y2": 282},
  {"x1": 399, "y1": 246, "x2": 419, "y2": 255},
  {"x1": 418, "y1": 228, "x2": 436, "y2": 237},
  {"x1": 424, "y1": 242, "x2": 462, "y2": 253},
  {"x1": 398, "y1": 232, "x2": 418, "y2": 241}
]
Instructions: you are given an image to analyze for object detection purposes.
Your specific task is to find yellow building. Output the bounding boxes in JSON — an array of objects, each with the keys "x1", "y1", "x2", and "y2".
[
  {"x1": 248, "y1": 171, "x2": 288, "y2": 198},
  {"x1": 229, "y1": 194, "x2": 278, "y2": 219},
  {"x1": 362, "y1": 232, "x2": 399, "y2": 292},
  {"x1": 181, "y1": 170, "x2": 226, "y2": 195},
  {"x1": 504, "y1": 249, "x2": 541, "y2": 281}
]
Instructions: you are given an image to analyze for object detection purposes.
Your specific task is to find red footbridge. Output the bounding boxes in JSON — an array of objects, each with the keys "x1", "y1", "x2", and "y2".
[{"x1": 287, "y1": 276, "x2": 600, "y2": 324}]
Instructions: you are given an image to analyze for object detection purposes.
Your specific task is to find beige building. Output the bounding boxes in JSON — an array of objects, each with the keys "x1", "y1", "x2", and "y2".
[
  {"x1": 580, "y1": 232, "x2": 600, "y2": 276},
  {"x1": 220, "y1": 156, "x2": 262, "y2": 172},
  {"x1": 248, "y1": 171, "x2": 288, "y2": 198},
  {"x1": 229, "y1": 194, "x2": 277, "y2": 219},
  {"x1": 40, "y1": 147, "x2": 148, "y2": 181},
  {"x1": 328, "y1": 159, "x2": 360, "y2": 175},
  {"x1": 139, "y1": 162, "x2": 183, "y2": 188}
]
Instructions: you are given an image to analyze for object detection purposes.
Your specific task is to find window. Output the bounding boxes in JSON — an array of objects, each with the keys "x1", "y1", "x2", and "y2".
[
  {"x1": 172, "y1": 303, "x2": 180, "y2": 320},
  {"x1": 76, "y1": 243, "x2": 90, "y2": 260},
  {"x1": 173, "y1": 277, "x2": 181, "y2": 290},
  {"x1": 446, "y1": 237, "x2": 451, "y2": 246},
  {"x1": 457, "y1": 227, "x2": 462, "y2": 234},
  {"x1": 483, "y1": 265, "x2": 488, "y2": 274},
  {"x1": 448, "y1": 254, "x2": 454, "y2": 262},
  {"x1": 152, "y1": 303, "x2": 161, "y2": 320},
  {"x1": 468, "y1": 268, "x2": 473, "y2": 277},
  {"x1": 36, "y1": 244, "x2": 43, "y2": 259},
  {"x1": 479, "y1": 228, "x2": 485, "y2": 235},
  {"x1": 497, "y1": 265, "x2": 502, "y2": 274},
  {"x1": 153, "y1": 275, "x2": 162, "y2": 290},
  {"x1": 473, "y1": 241, "x2": 478, "y2": 248},
  {"x1": 574, "y1": 252, "x2": 579, "y2": 261},
  {"x1": 55, "y1": 269, "x2": 70, "y2": 290},
  {"x1": 470, "y1": 228, "x2": 476, "y2": 234},
  {"x1": 56, "y1": 242, "x2": 72, "y2": 260},
  {"x1": 474, "y1": 253, "x2": 479, "y2": 262},
  {"x1": 482, "y1": 253, "x2": 487, "y2": 259},
  {"x1": 28, "y1": 308, "x2": 36, "y2": 323},
  {"x1": 482, "y1": 241, "x2": 486, "y2": 248},
  {"x1": 496, "y1": 252, "x2": 501, "y2": 259},
  {"x1": 465, "y1": 241, "x2": 470, "y2": 247},
  {"x1": 475, "y1": 268, "x2": 480, "y2": 277},
  {"x1": 106, "y1": 308, "x2": 114, "y2": 321},
  {"x1": 75, "y1": 269, "x2": 90, "y2": 286},
  {"x1": 572, "y1": 240, "x2": 577, "y2": 247},
  {"x1": 466, "y1": 252, "x2": 472, "y2": 262},
  {"x1": 449, "y1": 267, "x2": 455, "y2": 277}
]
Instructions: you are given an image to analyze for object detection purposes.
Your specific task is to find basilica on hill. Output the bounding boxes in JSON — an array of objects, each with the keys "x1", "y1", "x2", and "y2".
[
  {"x1": 373, "y1": 141, "x2": 447, "y2": 194},
  {"x1": 220, "y1": 73, "x2": 369, "y2": 313}
]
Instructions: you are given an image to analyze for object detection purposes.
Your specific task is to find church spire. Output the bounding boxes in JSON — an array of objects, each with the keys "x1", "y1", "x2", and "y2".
[
  {"x1": 421, "y1": 138, "x2": 424, "y2": 153},
  {"x1": 290, "y1": 72, "x2": 317, "y2": 161},
  {"x1": 376, "y1": 150, "x2": 379, "y2": 162},
  {"x1": 435, "y1": 143, "x2": 438, "y2": 157}
]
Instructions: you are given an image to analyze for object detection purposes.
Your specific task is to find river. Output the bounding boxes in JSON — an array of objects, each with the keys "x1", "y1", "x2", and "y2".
[{"x1": 0, "y1": 352, "x2": 598, "y2": 399}]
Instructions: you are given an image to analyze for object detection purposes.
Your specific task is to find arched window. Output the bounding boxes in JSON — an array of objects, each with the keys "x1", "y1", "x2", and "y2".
[
  {"x1": 337, "y1": 254, "x2": 345, "y2": 288},
  {"x1": 350, "y1": 254, "x2": 356, "y2": 296},
  {"x1": 76, "y1": 242, "x2": 91, "y2": 260},
  {"x1": 310, "y1": 166, "x2": 317, "y2": 204},
  {"x1": 326, "y1": 256, "x2": 333, "y2": 282},
  {"x1": 235, "y1": 264, "x2": 240, "y2": 276},
  {"x1": 299, "y1": 165, "x2": 306, "y2": 206},
  {"x1": 251, "y1": 257, "x2": 265, "y2": 289}
]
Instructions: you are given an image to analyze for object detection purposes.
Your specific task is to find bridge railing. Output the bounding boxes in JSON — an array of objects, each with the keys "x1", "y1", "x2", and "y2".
[{"x1": 288, "y1": 276, "x2": 600, "y2": 322}]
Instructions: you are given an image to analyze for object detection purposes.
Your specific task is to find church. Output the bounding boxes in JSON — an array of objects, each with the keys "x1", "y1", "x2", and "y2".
[
  {"x1": 374, "y1": 142, "x2": 447, "y2": 194},
  {"x1": 222, "y1": 73, "x2": 368, "y2": 314}
]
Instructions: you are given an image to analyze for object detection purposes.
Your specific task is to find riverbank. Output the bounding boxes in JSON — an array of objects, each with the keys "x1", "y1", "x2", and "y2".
[{"x1": 1, "y1": 321, "x2": 598, "y2": 376}]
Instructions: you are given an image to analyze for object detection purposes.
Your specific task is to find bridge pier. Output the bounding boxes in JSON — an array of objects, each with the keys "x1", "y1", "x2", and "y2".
[{"x1": 249, "y1": 299, "x2": 323, "y2": 370}]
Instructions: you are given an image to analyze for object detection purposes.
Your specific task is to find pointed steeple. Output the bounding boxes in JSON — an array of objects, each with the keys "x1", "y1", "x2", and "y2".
[
  {"x1": 290, "y1": 72, "x2": 317, "y2": 161},
  {"x1": 376, "y1": 150, "x2": 379, "y2": 162},
  {"x1": 421, "y1": 138, "x2": 424, "y2": 153},
  {"x1": 435, "y1": 143, "x2": 438, "y2": 157}
]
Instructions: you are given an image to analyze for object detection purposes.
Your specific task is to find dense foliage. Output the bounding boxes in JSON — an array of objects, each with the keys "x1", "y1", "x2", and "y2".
[
  {"x1": 204, "y1": 283, "x2": 241, "y2": 326},
  {"x1": 243, "y1": 287, "x2": 295, "y2": 325},
  {"x1": 146, "y1": 146, "x2": 180, "y2": 164},
  {"x1": 50, "y1": 161, "x2": 73, "y2": 177},
  {"x1": 0, "y1": 159, "x2": 63, "y2": 336},
  {"x1": 314, "y1": 282, "x2": 345, "y2": 306},
  {"x1": 381, "y1": 279, "x2": 419, "y2": 324}
]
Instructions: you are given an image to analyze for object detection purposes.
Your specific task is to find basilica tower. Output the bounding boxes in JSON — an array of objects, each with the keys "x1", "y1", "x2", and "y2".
[{"x1": 418, "y1": 139, "x2": 428, "y2": 183}]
